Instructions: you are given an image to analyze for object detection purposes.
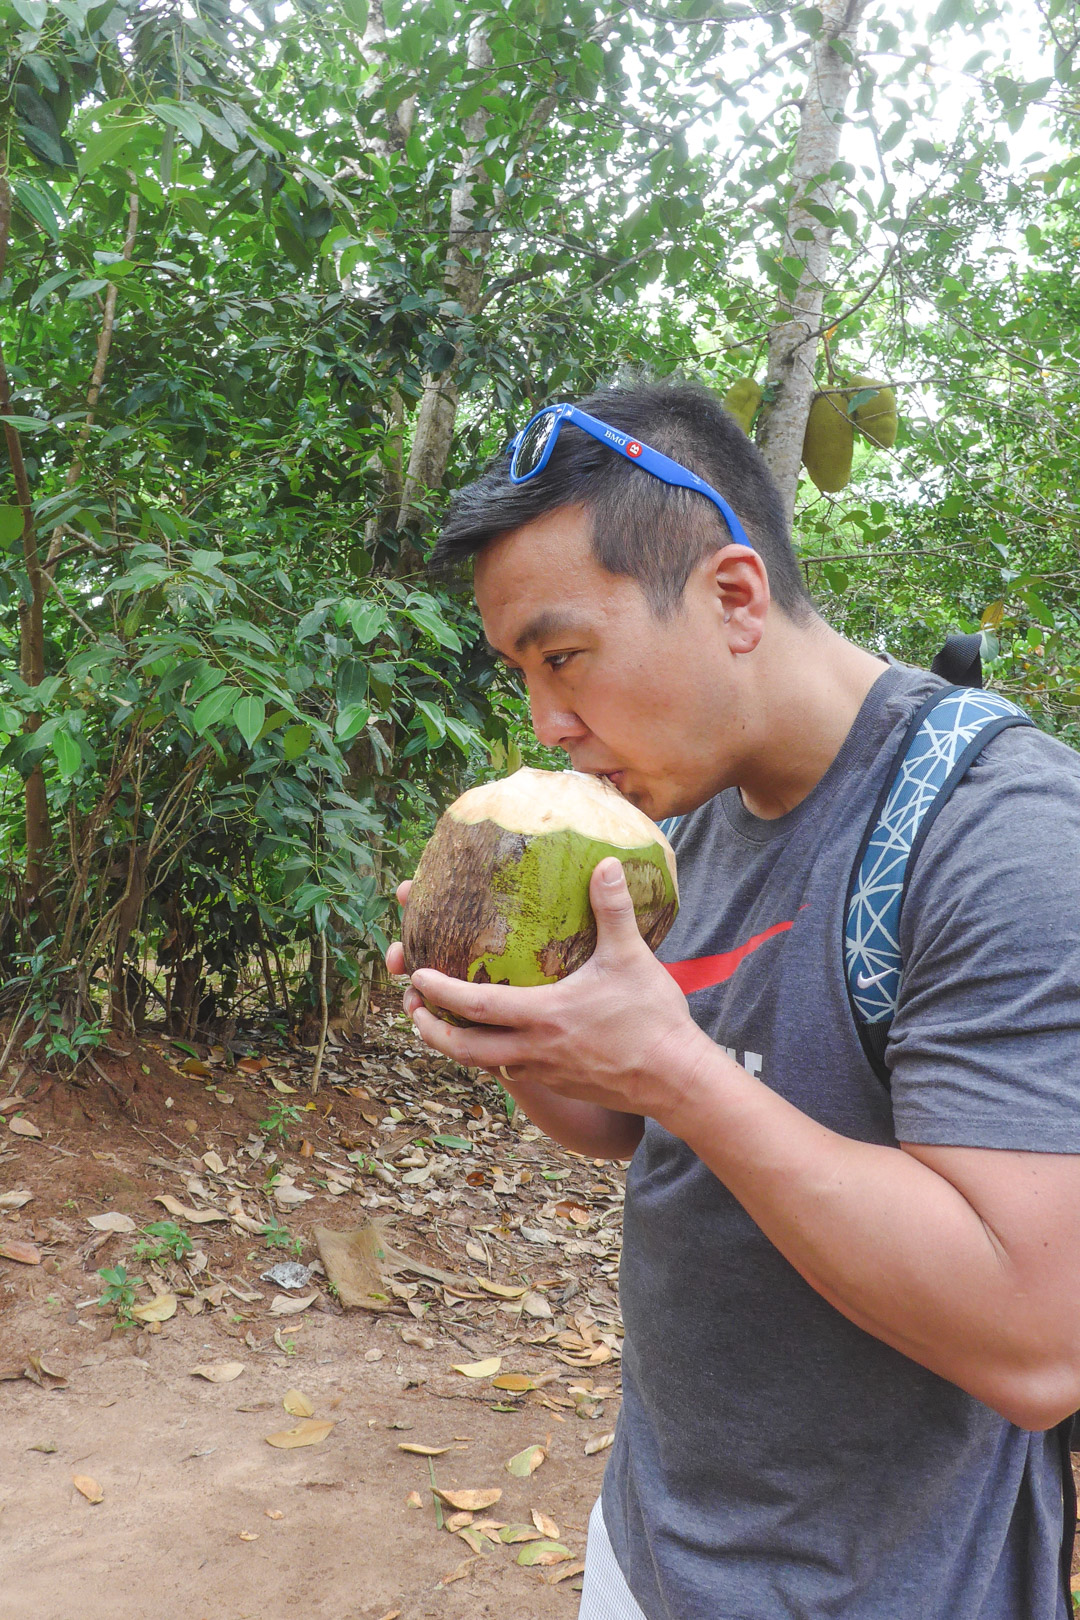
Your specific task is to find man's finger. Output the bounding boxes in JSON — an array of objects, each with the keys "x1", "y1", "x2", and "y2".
[
  {"x1": 409, "y1": 1001, "x2": 520, "y2": 1071},
  {"x1": 385, "y1": 942, "x2": 405, "y2": 975},
  {"x1": 396, "y1": 878, "x2": 413, "y2": 907},
  {"x1": 409, "y1": 967, "x2": 540, "y2": 1029},
  {"x1": 590, "y1": 858, "x2": 644, "y2": 956}
]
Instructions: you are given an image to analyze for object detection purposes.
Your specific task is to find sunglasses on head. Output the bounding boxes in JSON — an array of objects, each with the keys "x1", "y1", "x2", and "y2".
[{"x1": 507, "y1": 403, "x2": 754, "y2": 552}]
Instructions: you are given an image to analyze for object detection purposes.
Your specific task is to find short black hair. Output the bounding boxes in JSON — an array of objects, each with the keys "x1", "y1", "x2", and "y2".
[{"x1": 432, "y1": 375, "x2": 815, "y2": 621}]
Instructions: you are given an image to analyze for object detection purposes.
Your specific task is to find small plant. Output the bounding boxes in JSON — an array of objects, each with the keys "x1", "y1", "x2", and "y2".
[
  {"x1": 132, "y1": 1221, "x2": 192, "y2": 1266},
  {"x1": 97, "y1": 1264, "x2": 141, "y2": 1325},
  {"x1": 258, "y1": 1101, "x2": 303, "y2": 1142},
  {"x1": 261, "y1": 1216, "x2": 302, "y2": 1255}
]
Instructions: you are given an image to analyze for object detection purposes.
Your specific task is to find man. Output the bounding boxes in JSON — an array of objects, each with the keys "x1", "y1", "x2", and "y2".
[{"x1": 385, "y1": 378, "x2": 1080, "y2": 1619}]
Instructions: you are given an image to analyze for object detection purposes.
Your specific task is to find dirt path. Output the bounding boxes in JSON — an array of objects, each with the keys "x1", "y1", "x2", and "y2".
[
  {"x1": 0, "y1": 1015, "x2": 624, "y2": 1619},
  {"x1": 1, "y1": 1305, "x2": 606, "y2": 1620}
]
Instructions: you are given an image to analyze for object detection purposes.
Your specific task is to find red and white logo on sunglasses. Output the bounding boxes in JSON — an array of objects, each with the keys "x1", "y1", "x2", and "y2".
[{"x1": 626, "y1": 440, "x2": 643, "y2": 458}]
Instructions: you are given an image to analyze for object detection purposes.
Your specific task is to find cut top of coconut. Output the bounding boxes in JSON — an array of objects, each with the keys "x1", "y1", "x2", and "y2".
[{"x1": 448, "y1": 768, "x2": 677, "y2": 888}]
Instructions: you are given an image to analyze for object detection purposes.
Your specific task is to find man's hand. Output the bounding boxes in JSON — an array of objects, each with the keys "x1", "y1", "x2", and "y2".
[{"x1": 386, "y1": 857, "x2": 710, "y2": 1122}]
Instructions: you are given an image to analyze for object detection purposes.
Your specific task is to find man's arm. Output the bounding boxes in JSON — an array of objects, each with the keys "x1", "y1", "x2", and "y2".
[
  {"x1": 661, "y1": 1046, "x2": 1080, "y2": 1430},
  {"x1": 496, "y1": 1073, "x2": 644, "y2": 1160},
  {"x1": 402, "y1": 858, "x2": 1080, "y2": 1431}
]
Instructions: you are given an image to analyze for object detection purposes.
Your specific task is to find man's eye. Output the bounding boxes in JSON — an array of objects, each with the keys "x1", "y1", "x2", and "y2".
[{"x1": 545, "y1": 652, "x2": 576, "y2": 672}]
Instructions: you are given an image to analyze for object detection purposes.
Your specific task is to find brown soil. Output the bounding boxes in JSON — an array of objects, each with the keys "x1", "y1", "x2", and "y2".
[{"x1": 0, "y1": 1009, "x2": 625, "y2": 1620}]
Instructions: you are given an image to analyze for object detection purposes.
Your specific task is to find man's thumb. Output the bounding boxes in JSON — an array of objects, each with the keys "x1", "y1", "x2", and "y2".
[{"x1": 590, "y1": 858, "x2": 640, "y2": 952}]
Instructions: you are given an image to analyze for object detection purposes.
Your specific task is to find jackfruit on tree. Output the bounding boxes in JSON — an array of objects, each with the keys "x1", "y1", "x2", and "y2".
[
  {"x1": 722, "y1": 378, "x2": 763, "y2": 436},
  {"x1": 802, "y1": 391, "x2": 854, "y2": 493},
  {"x1": 847, "y1": 375, "x2": 897, "y2": 448}
]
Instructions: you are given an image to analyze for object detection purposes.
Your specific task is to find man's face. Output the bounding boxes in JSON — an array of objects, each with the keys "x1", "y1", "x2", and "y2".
[{"x1": 473, "y1": 504, "x2": 745, "y2": 821}]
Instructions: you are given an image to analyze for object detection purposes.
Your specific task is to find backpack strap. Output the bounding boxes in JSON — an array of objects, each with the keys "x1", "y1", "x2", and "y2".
[{"x1": 844, "y1": 686, "x2": 1033, "y2": 1085}]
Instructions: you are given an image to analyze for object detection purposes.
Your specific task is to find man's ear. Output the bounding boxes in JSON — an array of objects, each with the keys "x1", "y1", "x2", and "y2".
[{"x1": 712, "y1": 545, "x2": 770, "y2": 653}]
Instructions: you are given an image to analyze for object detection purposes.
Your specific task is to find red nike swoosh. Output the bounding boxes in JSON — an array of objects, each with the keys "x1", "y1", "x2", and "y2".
[{"x1": 663, "y1": 919, "x2": 795, "y2": 994}]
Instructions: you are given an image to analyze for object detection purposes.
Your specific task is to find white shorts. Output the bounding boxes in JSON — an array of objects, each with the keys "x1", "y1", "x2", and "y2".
[{"x1": 577, "y1": 1495, "x2": 649, "y2": 1620}]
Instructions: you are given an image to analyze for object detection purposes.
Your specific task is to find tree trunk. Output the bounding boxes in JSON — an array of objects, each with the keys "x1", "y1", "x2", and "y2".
[
  {"x1": 0, "y1": 170, "x2": 52, "y2": 918},
  {"x1": 397, "y1": 23, "x2": 494, "y2": 534},
  {"x1": 757, "y1": 0, "x2": 870, "y2": 524}
]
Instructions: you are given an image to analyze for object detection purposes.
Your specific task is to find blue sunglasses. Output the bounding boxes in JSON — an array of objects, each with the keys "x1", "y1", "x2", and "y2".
[{"x1": 507, "y1": 403, "x2": 754, "y2": 552}]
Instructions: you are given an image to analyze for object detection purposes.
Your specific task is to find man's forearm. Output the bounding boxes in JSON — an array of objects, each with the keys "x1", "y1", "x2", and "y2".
[
  {"x1": 660, "y1": 1045, "x2": 1078, "y2": 1428},
  {"x1": 499, "y1": 1073, "x2": 644, "y2": 1161}
]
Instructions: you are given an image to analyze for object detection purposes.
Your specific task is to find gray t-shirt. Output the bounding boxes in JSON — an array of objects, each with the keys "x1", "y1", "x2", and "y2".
[{"x1": 602, "y1": 662, "x2": 1080, "y2": 1620}]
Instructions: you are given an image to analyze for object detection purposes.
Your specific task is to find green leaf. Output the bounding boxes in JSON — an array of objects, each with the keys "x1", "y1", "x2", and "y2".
[
  {"x1": 413, "y1": 699, "x2": 446, "y2": 745},
  {"x1": 432, "y1": 1134, "x2": 472, "y2": 1151},
  {"x1": 0, "y1": 414, "x2": 49, "y2": 433},
  {"x1": 233, "y1": 693, "x2": 266, "y2": 748},
  {"x1": 338, "y1": 0, "x2": 369, "y2": 25},
  {"x1": 340, "y1": 600, "x2": 387, "y2": 644},
  {"x1": 79, "y1": 120, "x2": 144, "y2": 176},
  {"x1": 335, "y1": 702, "x2": 370, "y2": 742},
  {"x1": 283, "y1": 724, "x2": 312, "y2": 761},
  {"x1": 12, "y1": 0, "x2": 47, "y2": 26},
  {"x1": 192, "y1": 685, "x2": 242, "y2": 735},
  {"x1": 68, "y1": 279, "x2": 110, "y2": 299},
  {"x1": 0, "y1": 506, "x2": 25, "y2": 546},
  {"x1": 150, "y1": 101, "x2": 203, "y2": 147},
  {"x1": 14, "y1": 180, "x2": 63, "y2": 242},
  {"x1": 51, "y1": 730, "x2": 81, "y2": 781},
  {"x1": 405, "y1": 605, "x2": 462, "y2": 651}
]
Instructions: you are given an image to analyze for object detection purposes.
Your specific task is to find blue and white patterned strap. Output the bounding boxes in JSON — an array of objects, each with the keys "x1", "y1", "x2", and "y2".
[{"x1": 844, "y1": 686, "x2": 1032, "y2": 1060}]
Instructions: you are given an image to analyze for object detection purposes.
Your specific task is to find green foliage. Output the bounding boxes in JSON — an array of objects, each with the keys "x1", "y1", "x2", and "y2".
[
  {"x1": 97, "y1": 1263, "x2": 140, "y2": 1324},
  {"x1": 261, "y1": 1214, "x2": 302, "y2": 1254},
  {"x1": 258, "y1": 1101, "x2": 303, "y2": 1141},
  {"x1": 1, "y1": 0, "x2": 1077, "y2": 1058},
  {"x1": 132, "y1": 1221, "x2": 192, "y2": 1265}
]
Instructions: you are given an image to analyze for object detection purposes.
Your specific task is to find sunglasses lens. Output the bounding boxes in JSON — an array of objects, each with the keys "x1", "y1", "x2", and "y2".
[{"x1": 512, "y1": 412, "x2": 557, "y2": 478}]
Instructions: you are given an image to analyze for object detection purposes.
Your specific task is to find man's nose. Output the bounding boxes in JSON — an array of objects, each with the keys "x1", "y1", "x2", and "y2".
[{"x1": 530, "y1": 689, "x2": 588, "y2": 752}]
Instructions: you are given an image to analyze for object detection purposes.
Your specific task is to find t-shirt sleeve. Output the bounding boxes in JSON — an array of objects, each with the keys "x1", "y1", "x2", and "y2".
[{"x1": 887, "y1": 725, "x2": 1080, "y2": 1151}]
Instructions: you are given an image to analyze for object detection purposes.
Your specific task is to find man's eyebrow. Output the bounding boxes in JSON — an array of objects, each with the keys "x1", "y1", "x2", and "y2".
[{"x1": 511, "y1": 611, "x2": 590, "y2": 654}]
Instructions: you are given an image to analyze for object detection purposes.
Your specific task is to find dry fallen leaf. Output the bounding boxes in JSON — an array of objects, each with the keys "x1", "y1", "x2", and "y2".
[
  {"x1": 397, "y1": 1442, "x2": 453, "y2": 1456},
  {"x1": 473, "y1": 1279, "x2": 525, "y2": 1299},
  {"x1": 455, "y1": 1527, "x2": 486, "y2": 1554},
  {"x1": 268, "y1": 1075, "x2": 298, "y2": 1094},
  {"x1": 0, "y1": 1190, "x2": 33, "y2": 1210},
  {"x1": 399, "y1": 1325, "x2": 434, "y2": 1350},
  {"x1": 522, "y1": 1291, "x2": 553, "y2": 1319},
  {"x1": 532, "y1": 1508, "x2": 560, "y2": 1539},
  {"x1": 492, "y1": 1373, "x2": 536, "y2": 1393},
  {"x1": 8, "y1": 1117, "x2": 42, "y2": 1139},
  {"x1": 438, "y1": 1556, "x2": 478, "y2": 1586},
  {"x1": 269, "y1": 1291, "x2": 318, "y2": 1316},
  {"x1": 516, "y1": 1539, "x2": 571, "y2": 1567},
  {"x1": 405, "y1": 1491, "x2": 425, "y2": 1509},
  {"x1": 87, "y1": 1212, "x2": 136, "y2": 1234},
  {"x1": 265, "y1": 1509, "x2": 284, "y2": 1520},
  {"x1": 507, "y1": 1444, "x2": 547, "y2": 1478},
  {"x1": 73, "y1": 1475, "x2": 103, "y2": 1504},
  {"x1": 282, "y1": 1389, "x2": 314, "y2": 1417},
  {"x1": 451, "y1": 1357, "x2": 501, "y2": 1379},
  {"x1": 238, "y1": 1056, "x2": 269, "y2": 1074},
  {"x1": 132, "y1": 1293, "x2": 177, "y2": 1323},
  {"x1": 0, "y1": 1238, "x2": 41, "y2": 1265},
  {"x1": 191, "y1": 1362, "x2": 245, "y2": 1384},
  {"x1": 264, "y1": 1418, "x2": 335, "y2": 1449},
  {"x1": 498, "y1": 1523, "x2": 543, "y2": 1544},
  {"x1": 445, "y1": 1510, "x2": 474, "y2": 1531},
  {"x1": 433, "y1": 1486, "x2": 502, "y2": 1513},
  {"x1": 181, "y1": 1057, "x2": 213, "y2": 1077},
  {"x1": 238, "y1": 1530, "x2": 259, "y2": 1541},
  {"x1": 584, "y1": 1431, "x2": 615, "y2": 1456},
  {"x1": 545, "y1": 1560, "x2": 587, "y2": 1585},
  {"x1": 202, "y1": 1151, "x2": 226, "y2": 1174},
  {"x1": 154, "y1": 1195, "x2": 227, "y2": 1224},
  {"x1": 273, "y1": 1184, "x2": 313, "y2": 1208}
]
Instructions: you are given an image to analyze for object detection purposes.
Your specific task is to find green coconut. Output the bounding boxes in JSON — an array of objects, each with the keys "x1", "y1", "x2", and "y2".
[{"x1": 402, "y1": 767, "x2": 678, "y2": 1005}]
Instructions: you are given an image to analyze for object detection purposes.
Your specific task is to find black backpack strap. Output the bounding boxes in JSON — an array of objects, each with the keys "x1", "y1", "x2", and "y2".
[
  {"x1": 844, "y1": 686, "x2": 1033, "y2": 1086},
  {"x1": 931, "y1": 631, "x2": 984, "y2": 688}
]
